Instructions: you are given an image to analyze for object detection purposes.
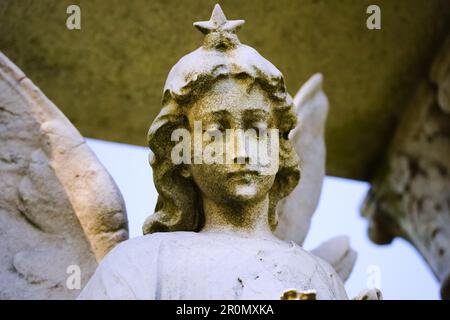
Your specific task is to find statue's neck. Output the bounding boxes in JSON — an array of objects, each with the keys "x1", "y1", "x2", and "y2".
[{"x1": 200, "y1": 195, "x2": 274, "y2": 238}]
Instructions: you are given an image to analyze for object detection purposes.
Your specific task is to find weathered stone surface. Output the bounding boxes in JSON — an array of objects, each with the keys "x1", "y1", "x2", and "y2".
[
  {"x1": 431, "y1": 37, "x2": 450, "y2": 114},
  {"x1": 78, "y1": 232, "x2": 349, "y2": 300},
  {"x1": 276, "y1": 73, "x2": 328, "y2": 245},
  {"x1": 275, "y1": 73, "x2": 357, "y2": 282},
  {"x1": 1, "y1": 0, "x2": 449, "y2": 180},
  {"x1": 362, "y1": 35, "x2": 450, "y2": 299},
  {"x1": 0, "y1": 52, "x2": 128, "y2": 299},
  {"x1": 311, "y1": 236, "x2": 357, "y2": 283},
  {"x1": 353, "y1": 288, "x2": 383, "y2": 300}
]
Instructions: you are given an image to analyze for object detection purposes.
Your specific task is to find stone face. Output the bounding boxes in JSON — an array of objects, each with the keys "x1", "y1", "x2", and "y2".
[
  {"x1": 0, "y1": 52, "x2": 129, "y2": 299},
  {"x1": 362, "y1": 35, "x2": 450, "y2": 299},
  {"x1": 1, "y1": 0, "x2": 449, "y2": 180}
]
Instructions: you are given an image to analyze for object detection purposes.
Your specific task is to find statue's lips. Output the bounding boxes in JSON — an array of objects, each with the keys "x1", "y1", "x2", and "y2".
[{"x1": 227, "y1": 170, "x2": 260, "y2": 182}]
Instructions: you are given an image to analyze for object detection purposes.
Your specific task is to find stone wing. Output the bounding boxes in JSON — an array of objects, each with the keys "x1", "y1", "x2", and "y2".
[
  {"x1": 0, "y1": 52, "x2": 128, "y2": 299},
  {"x1": 275, "y1": 73, "x2": 328, "y2": 245},
  {"x1": 274, "y1": 74, "x2": 356, "y2": 282}
]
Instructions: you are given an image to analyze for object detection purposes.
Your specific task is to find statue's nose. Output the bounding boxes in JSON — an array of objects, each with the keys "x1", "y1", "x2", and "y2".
[{"x1": 234, "y1": 132, "x2": 250, "y2": 164}]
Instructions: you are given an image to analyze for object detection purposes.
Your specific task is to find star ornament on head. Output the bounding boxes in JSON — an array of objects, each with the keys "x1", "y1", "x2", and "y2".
[{"x1": 194, "y1": 4, "x2": 245, "y2": 49}]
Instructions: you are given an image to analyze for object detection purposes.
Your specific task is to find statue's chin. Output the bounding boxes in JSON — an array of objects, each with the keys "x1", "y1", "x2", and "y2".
[
  {"x1": 236, "y1": 184, "x2": 258, "y2": 196},
  {"x1": 226, "y1": 184, "x2": 263, "y2": 202}
]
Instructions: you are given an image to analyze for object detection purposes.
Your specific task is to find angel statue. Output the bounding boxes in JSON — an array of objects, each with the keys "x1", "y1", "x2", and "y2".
[{"x1": 0, "y1": 4, "x2": 375, "y2": 300}]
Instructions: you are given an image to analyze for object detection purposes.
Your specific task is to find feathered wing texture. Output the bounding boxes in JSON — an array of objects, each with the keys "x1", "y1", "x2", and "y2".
[
  {"x1": 0, "y1": 52, "x2": 129, "y2": 299},
  {"x1": 274, "y1": 74, "x2": 356, "y2": 282},
  {"x1": 275, "y1": 74, "x2": 328, "y2": 245}
]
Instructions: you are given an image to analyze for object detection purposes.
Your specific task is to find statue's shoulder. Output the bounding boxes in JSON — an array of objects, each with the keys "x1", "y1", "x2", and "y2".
[
  {"x1": 299, "y1": 248, "x2": 348, "y2": 299},
  {"x1": 278, "y1": 243, "x2": 347, "y2": 296},
  {"x1": 293, "y1": 245, "x2": 341, "y2": 278},
  {"x1": 78, "y1": 231, "x2": 203, "y2": 299},
  {"x1": 106, "y1": 231, "x2": 201, "y2": 260}
]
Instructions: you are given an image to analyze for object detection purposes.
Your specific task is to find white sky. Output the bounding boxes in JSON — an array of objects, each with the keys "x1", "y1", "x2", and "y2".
[{"x1": 86, "y1": 138, "x2": 440, "y2": 299}]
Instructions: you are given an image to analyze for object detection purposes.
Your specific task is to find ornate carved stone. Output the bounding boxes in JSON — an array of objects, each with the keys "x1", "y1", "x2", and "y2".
[{"x1": 362, "y1": 35, "x2": 450, "y2": 299}]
